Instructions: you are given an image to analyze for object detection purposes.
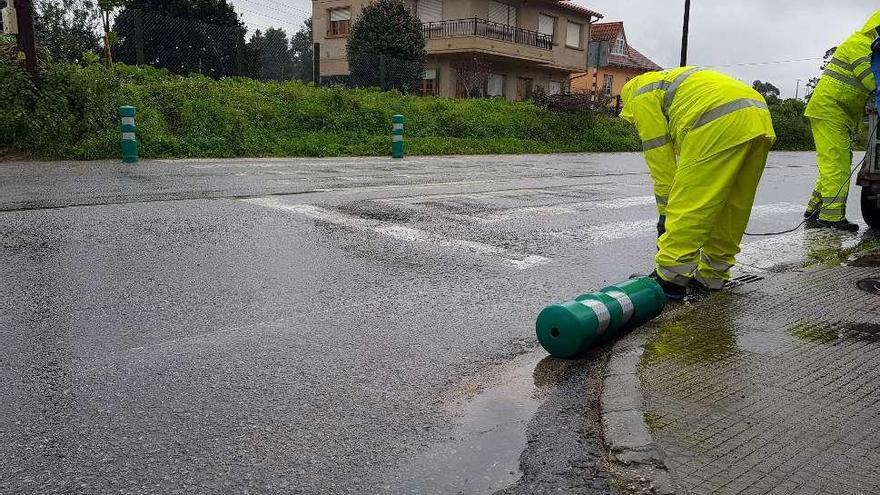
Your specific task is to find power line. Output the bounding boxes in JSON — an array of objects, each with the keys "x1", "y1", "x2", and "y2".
[
  {"x1": 247, "y1": 0, "x2": 312, "y2": 16},
  {"x1": 231, "y1": 0, "x2": 311, "y2": 19},
  {"x1": 706, "y1": 57, "x2": 823, "y2": 68},
  {"x1": 233, "y1": 5, "x2": 308, "y2": 30}
]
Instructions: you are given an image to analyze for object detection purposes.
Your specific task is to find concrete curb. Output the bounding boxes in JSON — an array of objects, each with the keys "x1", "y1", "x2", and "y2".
[{"x1": 601, "y1": 326, "x2": 675, "y2": 494}]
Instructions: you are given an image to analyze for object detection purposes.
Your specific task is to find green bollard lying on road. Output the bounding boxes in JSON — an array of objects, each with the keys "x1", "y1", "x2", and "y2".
[{"x1": 535, "y1": 276, "x2": 666, "y2": 358}]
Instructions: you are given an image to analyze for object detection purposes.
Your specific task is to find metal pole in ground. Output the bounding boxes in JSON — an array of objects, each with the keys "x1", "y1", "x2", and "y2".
[
  {"x1": 679, "y1": 0, "x2": 691, "y2": 67},
  {"x1": 392, "y1": 115, "x2": 404, "y2": 159},
  {"x1": 13, "y1": 0, "x2": 38, "y2": 81},
  {"x1": 119, "y1": 106, "x2": 139, "y2": 164}
]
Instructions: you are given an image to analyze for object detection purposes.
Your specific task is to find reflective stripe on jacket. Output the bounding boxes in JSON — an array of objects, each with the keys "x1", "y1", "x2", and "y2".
[
  {"x1": 619, "y1": 67, "x2": 775, "y2": 211},
  {"x1": 805, "y1": 10, "x2": 880, "y2": 124}
]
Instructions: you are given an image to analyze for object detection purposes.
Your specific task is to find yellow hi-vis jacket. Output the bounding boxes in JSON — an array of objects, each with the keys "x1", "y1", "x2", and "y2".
[
  {"x1": 806, "y1": 10, "x2": 880, "y2": 125},
  {"x1": 620, "y1": 67, "x2": 776, "y2": 215}
]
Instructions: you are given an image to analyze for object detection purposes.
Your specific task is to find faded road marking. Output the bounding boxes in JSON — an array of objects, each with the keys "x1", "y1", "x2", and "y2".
[
  {"x1": 469, "y1": 195, "x2": 657, "y2": 224},
  {"x1": 545, "y1": 202, "x2": 806, "y2": 247},
  {"x1": 243, "y1": 197, "x2": 550, "y2": 269}
]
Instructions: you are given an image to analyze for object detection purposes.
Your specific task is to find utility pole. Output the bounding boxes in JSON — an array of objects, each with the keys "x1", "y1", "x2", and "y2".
[
  {"x1": 14, "y1": 0, "x2": 38, "y2": 81},
  {"x1": 679, "y1": 0, "x2": 691, "y2": 67},
  {"x1": 795, "y1": 79, "x2": 802, "y2": 100}
]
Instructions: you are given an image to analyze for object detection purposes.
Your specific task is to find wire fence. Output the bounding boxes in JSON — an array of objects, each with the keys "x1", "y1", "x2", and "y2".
[
  {"x1": 13, "y1": 1, "x2": 314, "y2": 82},
  {"x1": 12, "y1": 1, "x2": 622, "y2": 107}
]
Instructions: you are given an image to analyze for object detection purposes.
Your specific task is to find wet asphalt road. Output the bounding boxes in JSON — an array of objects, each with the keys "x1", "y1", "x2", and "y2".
[{"x1": 0, "y1": 152, "x2": 867, "y2": 494}]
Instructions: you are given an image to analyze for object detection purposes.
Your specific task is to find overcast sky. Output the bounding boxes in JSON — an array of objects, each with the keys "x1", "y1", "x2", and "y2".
[
  {"x1": 229, "y1": 0, "x2": 875, "y2": 99},
  {"x1": 580, "y1": 0, "x2": 876, "y2": 98}
]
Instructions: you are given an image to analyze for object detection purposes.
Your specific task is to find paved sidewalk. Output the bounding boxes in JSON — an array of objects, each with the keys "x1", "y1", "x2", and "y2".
[{"x1": 635, "y1": 262, "x2": 880, "y2": 494}]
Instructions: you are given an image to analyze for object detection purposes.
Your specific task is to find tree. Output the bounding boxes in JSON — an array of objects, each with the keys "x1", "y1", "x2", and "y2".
[
  {"x1": 452, "y1": 57, "x2": 493, "y2": 98},
  {"x1": 289, "y1": 19, "x2": 313, "y2": 82},
  {"x1": 346, "y1": 0, "x2": 425, "y2": 92},
  {"x1": 113, "y1": 0, "x2": 246, "y2": 77},
  {"x1": 33, "y1": 0, "x2": 100, "y2": 64},
  {"x1": 242, "y1": 29, "x2": 264, "y2": 79},
  {"x1": 752, "y1": 80, "x2": 781, "y2": 105},
  {"x1": 97, "y1": 0, "x2": 126, "y2": 66},
  {"x1": 806, "y1": 46, "x2": 837, "y2": 101},
  {"x1": 259, "y1": 27, "x2": 290, "y2": 80}
]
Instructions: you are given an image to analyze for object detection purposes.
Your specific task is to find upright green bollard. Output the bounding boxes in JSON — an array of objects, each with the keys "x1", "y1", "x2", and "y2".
[
  {"x1": 392, "y1": 114, "x2": 404, "y2": 159},
  {"x1": 119, "y1": 106, "x2": 139, "y2": 164},
  {"x1": 535, "y1": 276, "x2": 666, "y2": 358}
]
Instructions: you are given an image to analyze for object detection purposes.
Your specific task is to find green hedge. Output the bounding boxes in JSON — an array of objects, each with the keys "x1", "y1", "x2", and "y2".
[
  {"x1": 0, "y1": 62, "x2": 640, "y2": 160},
  {"x1": 1, "y1": 61, "x2": 830, "y2": 160}
]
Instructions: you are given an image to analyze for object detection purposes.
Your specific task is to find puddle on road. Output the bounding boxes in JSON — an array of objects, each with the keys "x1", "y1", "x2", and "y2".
[{"x1": 385, "y1": 350, "x2": 563, "y2": 494}]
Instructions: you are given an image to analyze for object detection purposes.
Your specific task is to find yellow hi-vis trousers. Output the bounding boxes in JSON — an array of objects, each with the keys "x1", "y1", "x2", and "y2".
[
  {"x1": 806, "y1": 117, "x2": 853, "y2": 222},
  {"x1": 656, "y1": 136, "x2": 773, "y2": 289}
]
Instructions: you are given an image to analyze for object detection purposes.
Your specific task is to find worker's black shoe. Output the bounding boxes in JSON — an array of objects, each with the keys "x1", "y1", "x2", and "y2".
[
  {"x1": 803, "y1": 210, "x2": 819, "y2": 228},
  {"x1": 808, "y1": 218, "x2": 860, "y2": 232},
  {"x1": 649, "y1": 271, "x2": 687, "y2": 300},
  {"x1": 689, "y1": 279, "x2": 722, "y2": 298}
]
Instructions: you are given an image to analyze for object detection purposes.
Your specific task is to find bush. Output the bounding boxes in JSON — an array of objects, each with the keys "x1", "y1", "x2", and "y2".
[
  {"x1": 769, "y1": 99, "x2": 814, "y2": 151},
  {"x1": 0, "y1": 60, "x2": 646, "y2": 160}
]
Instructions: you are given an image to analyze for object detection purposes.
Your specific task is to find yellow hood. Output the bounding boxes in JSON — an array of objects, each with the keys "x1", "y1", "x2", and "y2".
[{"x1": 860, "y1": 10, "x2": 880, "y2": 35}]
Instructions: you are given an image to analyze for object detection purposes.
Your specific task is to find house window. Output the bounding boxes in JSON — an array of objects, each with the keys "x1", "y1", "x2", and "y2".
[
  {"x1": 416, "y1": 0, "x2": 442, "y2": 23},
  {"x1": 612, "y1": 34, "x2": 626, "y2": 55},
  {"x1": 603, "y1": 74, "x2": 613, "y2": 96},
  {"x1": 566, "y1": 21, "x2": 582, "y2": 48},
  {"x1": 486, "y1": 73, "x2": 505, "y2": 97},
  {"x1": 548, "y1": 81, "x2": 562, "y2": 95},
  {"x1": 488, "y1": 0, "x2": 517, "y2": 26},
  {"x1": 538, "y1": 14, "x2": 555, "y2": 39},
  {"x1": 327, "y1": 7, "x2": 351, "y2": 36},
  {"x1": 420, "y1": 69, "x2": 438, "y2": 96}
]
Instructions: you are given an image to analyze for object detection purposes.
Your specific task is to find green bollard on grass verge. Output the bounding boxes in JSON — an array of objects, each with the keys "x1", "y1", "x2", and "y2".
[
  {"x1": 392, "y1": 114, "x2": 404, "y2": 159},
  {"x1": 119, "y1": 106, "x2": 139, "y2": 164}
]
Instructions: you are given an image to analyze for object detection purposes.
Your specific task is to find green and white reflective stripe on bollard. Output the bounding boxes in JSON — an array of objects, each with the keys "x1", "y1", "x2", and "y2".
[
  {"x1": 535, "y1": 276, "x2": 666, "y2": 358},
  {"x1": 119, "y1": 106, "x2": 139, "y2": 164},
  {"x1": 392, "y1": 114, "x2": 404, "y2": 159}
]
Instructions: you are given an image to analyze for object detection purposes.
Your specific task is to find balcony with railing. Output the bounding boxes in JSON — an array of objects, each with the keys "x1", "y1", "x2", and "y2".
[{"x1": 422, "y1": 18, "x2": 554, "y2": 51}]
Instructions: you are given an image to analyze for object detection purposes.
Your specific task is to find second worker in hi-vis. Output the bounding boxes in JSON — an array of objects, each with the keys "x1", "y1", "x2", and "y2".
[{"x1": 619, "y1": 67, "x2": 776, "y2": 300}]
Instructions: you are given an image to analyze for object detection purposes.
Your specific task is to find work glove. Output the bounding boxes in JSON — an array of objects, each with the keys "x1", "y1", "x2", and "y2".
[{"x1": 657, "y1": 215, "x2": 666, "y2": 238}]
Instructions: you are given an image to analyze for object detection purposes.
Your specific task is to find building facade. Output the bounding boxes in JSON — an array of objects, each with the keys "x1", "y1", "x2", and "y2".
[
  {"x1": 570, "y1": 21, "x2": 662, "y2": 105},
  {"x1": 313, "y1": 0, "x2": 602, "y2": 100}
]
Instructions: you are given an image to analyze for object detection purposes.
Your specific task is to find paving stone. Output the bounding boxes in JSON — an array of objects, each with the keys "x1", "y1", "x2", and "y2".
[{"x1": 639, "y1": 266, "x2": 880, "y2": 495}]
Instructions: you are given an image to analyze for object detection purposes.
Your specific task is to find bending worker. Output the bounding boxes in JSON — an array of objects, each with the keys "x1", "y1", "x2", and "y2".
[
  {"x1": 803, "y1": 11, "x2": 880, "y2": 232},
  {"x1": 620, "y1": 67, "x2": 776, "y2": 299}
]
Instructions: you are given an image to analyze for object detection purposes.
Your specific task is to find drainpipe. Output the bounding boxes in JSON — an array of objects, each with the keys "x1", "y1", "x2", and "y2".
[{"x1": 587, "y1": 13, "x2": 602, "y2": 99}]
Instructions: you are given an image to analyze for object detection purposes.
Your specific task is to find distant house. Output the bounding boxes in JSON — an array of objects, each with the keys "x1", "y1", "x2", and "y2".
[
  {"x1": 313, "y1": 0, "x2": 603, "y2": 100},
  {"x1": 570, "y1": 21, "x2": 661, "y2": 105}
]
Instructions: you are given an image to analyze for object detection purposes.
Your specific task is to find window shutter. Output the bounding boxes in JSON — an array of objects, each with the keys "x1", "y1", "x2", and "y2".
[
  {"x1": 538, "y1": 15, "x2": 554, "y2": 36},
  {"x1": 330, "y1": 8, "x2": 351, "y2": 21},
  {"x1": 488, "y1": 1, "x2": 507, "y2": 24},
  {"x1": 417, "y1": 0, "x2": 442, "y2": 23},
  {"x1": 566, "y1": 21, "x2": 581, "y2": 47},
  {"x1": 487, "y1": 74, "x2": 504, "y2": 96},
  {"x1": 508, "y1": 5, "x2": 517, "y2": 26}
]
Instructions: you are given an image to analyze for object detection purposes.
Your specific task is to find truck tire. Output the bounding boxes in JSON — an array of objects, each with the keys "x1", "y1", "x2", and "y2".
[{"x1": 862, "y1": 185, "x2": 880, "y2": 229}]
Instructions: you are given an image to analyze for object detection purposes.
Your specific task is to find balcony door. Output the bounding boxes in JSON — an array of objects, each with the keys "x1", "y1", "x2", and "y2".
[
  {"x1": 488, "y1": 1, "x2": 517, "y2": 26},
  {"x1": 417, "y1": 0, "x2": 442, "y2": 23}
]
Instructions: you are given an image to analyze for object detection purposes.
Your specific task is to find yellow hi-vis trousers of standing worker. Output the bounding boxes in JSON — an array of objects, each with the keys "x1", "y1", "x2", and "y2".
[
  {"x1": 806, "y1": 117, "x2": 856, "y2": 222},
  {"x1": 804, "y1": 10, "x2": 879, "y2": 221},
  {"x1": 621, "y1": 67, "x2": 776, "y2": 289}
]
